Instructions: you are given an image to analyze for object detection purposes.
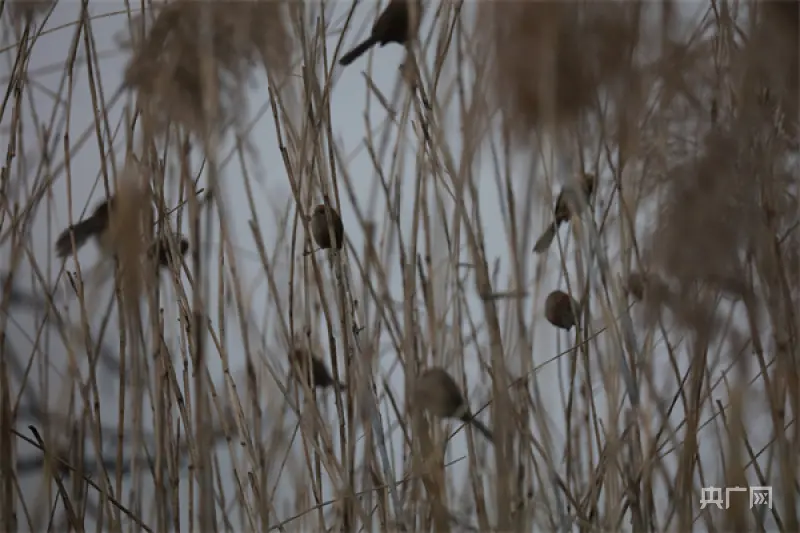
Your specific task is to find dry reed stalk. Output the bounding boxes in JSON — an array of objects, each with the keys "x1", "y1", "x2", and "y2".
[
  {"x1": 122, "y1": 0, "x2": 294, "y2": 136},
  {"x1": 476, "y1": 0, "x2": 643, "y2": 138}
]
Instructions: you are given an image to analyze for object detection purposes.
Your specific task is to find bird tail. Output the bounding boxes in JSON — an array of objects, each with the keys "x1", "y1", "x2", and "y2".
[
  {"x1": 532, "y1": 220, "x2": 561, "y2": 254},
  {"x1": 55, "y1": 217, "x2": 103, "y2": 258},
  {"x1": 339, "y1": 36, "x2": 378, "y2": 66},
  {"x1": 466, "y1": 417, "x2": 494, "y2": 443}
]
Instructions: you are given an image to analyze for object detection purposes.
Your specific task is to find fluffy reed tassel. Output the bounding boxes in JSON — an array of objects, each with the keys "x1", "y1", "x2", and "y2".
[
  {"x1": 7, "y1": 0, "x2": 54, "y2": 24},
  {"x1": 476, "y1": 1, "x2": 642, "y2": 137},
  {"x1": 122, "y1": 0, "x2": 294, "y2": 136},
  {"x1": 741, "y1": 2, "x2": 799, "y2": 137},
  {"x1": 106, "y1": 172, "x2": 154, "y2": 298}
]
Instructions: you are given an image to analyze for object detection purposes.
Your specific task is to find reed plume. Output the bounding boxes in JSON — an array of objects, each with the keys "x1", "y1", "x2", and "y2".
[{"x1": 122, "y1": 0, "x2": 294, "y2": 136}]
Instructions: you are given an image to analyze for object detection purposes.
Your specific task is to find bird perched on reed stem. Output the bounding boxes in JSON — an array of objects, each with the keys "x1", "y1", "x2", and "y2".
[
  {"x1": 290, "y1": 348, "x2": 345, "y2": 390},
  {"x1": 545, "y1": 290, "x2": 580, "y2": 331},
  {"x1": 533, "y1": 173, "x2": 596, "y2": 254},
  {"x1": 56, "y1": 196, "x2": 189, "y2": 269},
  {"x1": 309, "y1": 204, "x2": 344, "y2": 251},
  {"x1": 339, "y1": 0, "x2": 423, "y2": 67},
  {"x1": 625, "y1": 272, "x2": 647, "y2": 301},
  {"x1": 415, "y1": 367, "x2": 493, "y2": 443},
  {"x1": 148, "y1": 234, "x2": 190, "y2": 269}
]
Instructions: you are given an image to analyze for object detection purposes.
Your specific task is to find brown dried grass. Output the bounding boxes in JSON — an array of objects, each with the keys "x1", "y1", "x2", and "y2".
[
  {"x1": 477, "y1": 0, "x2": 645, "y2": 138},
  {"x1": 639, "y1": 3, "x2": 800, "y2": 342},
  {"x1": 650, "y1": 133, "x2": 760, "y2": 292},
  {"x1": 751, "y1": 1, "x2": 798, "y2": 123},
  {"x1": 122, "y1": 0, "x2": 294, "y2": 136},
  {"x1": 6, "y1": 0, "x2": 54, "y2": 24}
]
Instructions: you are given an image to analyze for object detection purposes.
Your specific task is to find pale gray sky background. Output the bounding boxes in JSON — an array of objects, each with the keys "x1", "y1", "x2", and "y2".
[{"x1": 1, "y1": 1, "x2": 780, "y2": 531}]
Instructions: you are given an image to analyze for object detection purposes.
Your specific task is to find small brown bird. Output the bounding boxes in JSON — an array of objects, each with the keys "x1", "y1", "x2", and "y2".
[
  {"x1": 533, "y1": 173, "x2": 596, "y2": 254},
  {"x1": 339, "y1": 0, "x2": 423, "y2": 67},
  {"x1": 309, "y1": 204, "x2": 345, "y2": 251},
  {"x1": 56, "y1": 197, "x2": 189, "y2": 270},
  {"x1": 290, "y1": 348, "x2": 345, "y2": 390},
  {"x1": 625, "y1": 272, "x2": 646, "y2": 301},
  {"x1": 545, "y1": 290, "x2": 580, "y2": 331},
  {"x1": 415, "y1": 367, "x2": 493, "y2": 443},
  {"x1": 55, "y1": 197, "x2": 116, "y2": 259},
  {"x1": 147, "y1": 234, "x2": 190, "y2": 269}
]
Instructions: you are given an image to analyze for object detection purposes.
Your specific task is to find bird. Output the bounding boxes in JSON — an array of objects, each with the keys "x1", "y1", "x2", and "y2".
[
  {"x1": 56, "y1": 196, "x2": 189, "y2": 270},
  {"x1": 545, "y1": 290, "x2": 580, "y2": 331},
  {"x1": 625, "y1": 272, "x2": 647, "y2": 301},
  {"x1": 309, "y1": 204, "x2": 345, "y2": 251},
  {"x1": 414, "y1": 367, "x2": 493, "y2": 443},
  {"x1": 338, "y1": 0, "x2": 423, "y2": 67},
  {"x1": 533, "y1": 173, "x2": 596, "y2": 254},
  {"x1": 290, "y1": 348, "x2": 345, "y2": 390},
  {"x1": 55, "y1": 197, "x2": 116, "y2": 259},
  {"x1": 147, "y1": 234, "x2": 190, "y2": 269}
]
